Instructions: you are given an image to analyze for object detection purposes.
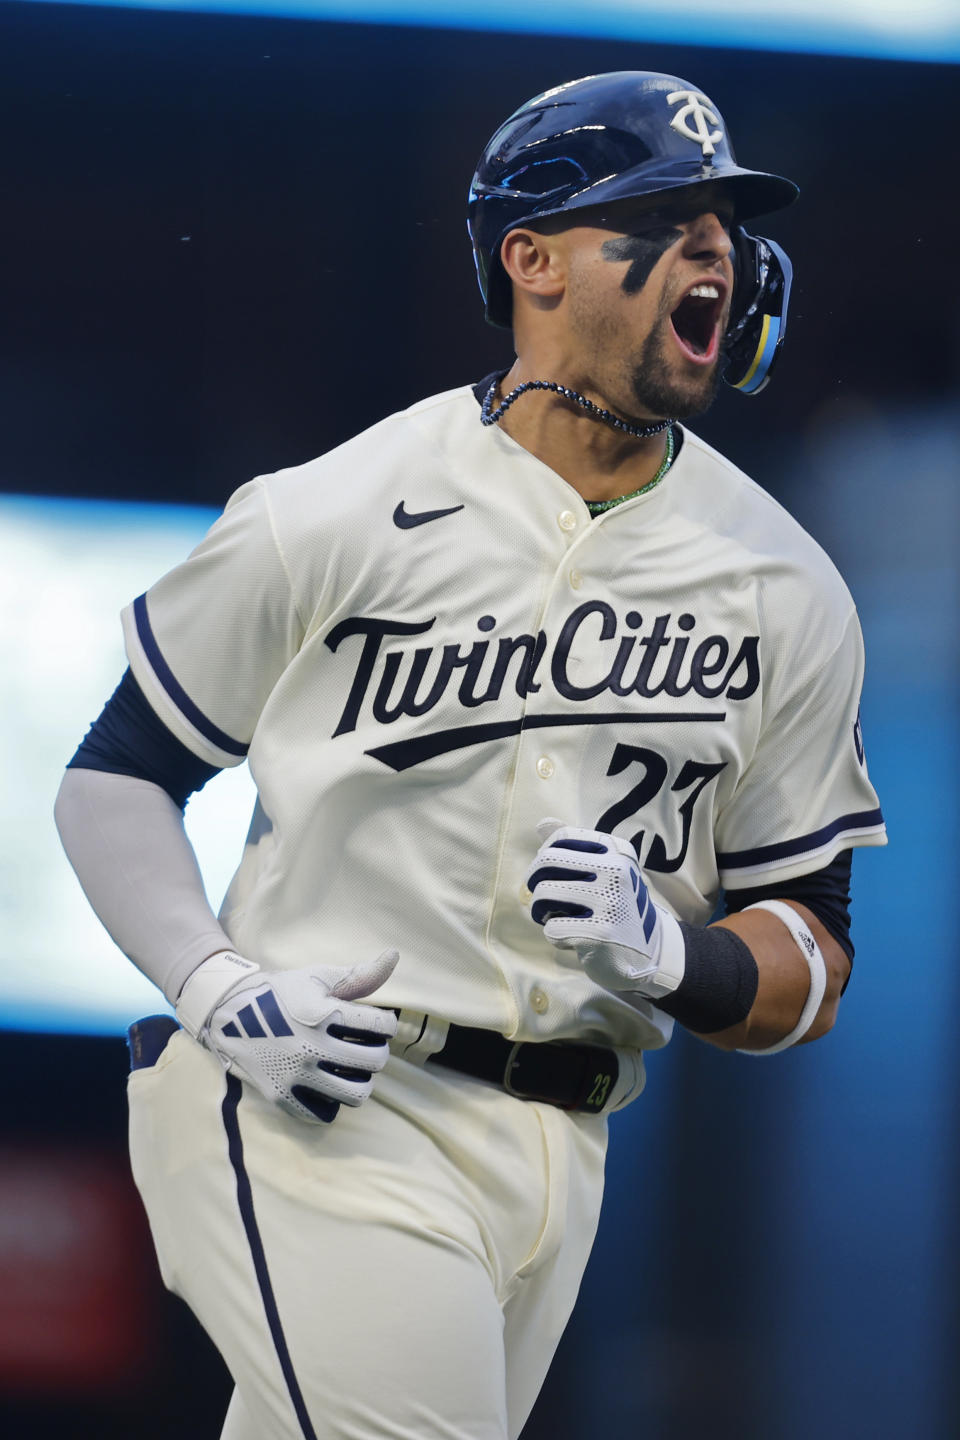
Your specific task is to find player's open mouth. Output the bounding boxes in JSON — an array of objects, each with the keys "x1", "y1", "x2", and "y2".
[{"x1": 670, "y1": 280, "x2": 725, "y2": 365}]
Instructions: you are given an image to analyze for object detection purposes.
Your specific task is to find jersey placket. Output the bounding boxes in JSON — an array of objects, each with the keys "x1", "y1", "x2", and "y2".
[{"x1": 485, "y1": 496, "x2": 606, "y2": 1039}]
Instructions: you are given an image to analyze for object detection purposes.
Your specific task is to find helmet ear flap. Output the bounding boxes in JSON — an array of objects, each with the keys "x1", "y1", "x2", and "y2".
[{"x1": 722, "y1": 230, "x2": 793, "y2": 394}]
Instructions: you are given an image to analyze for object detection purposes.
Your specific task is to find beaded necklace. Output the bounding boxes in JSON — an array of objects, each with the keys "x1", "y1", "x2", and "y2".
[
  {"x1": 481, "y1": 377, "x2": 673, "y2": 440},
  {"x1": 586, "y1": 424, "x2": 676, "y2": 517}
]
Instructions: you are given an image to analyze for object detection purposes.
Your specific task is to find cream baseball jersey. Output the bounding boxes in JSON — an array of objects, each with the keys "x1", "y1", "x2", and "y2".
[{"x1": 121, "y1": 385, "x2": 886, "y2": 1051}]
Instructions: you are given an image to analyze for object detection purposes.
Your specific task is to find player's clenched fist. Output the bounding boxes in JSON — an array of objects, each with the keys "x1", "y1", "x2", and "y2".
[
  {"x1": 175, "y1": 948, "x2": 399, "y2": 1124},
  {"x1": 525, "y1": 820, "x2": 685, "y2": 1002}
]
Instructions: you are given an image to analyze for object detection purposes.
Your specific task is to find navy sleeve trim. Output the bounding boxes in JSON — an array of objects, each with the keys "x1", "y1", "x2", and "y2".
[
  {"x1": 717, "y1": 808, "x2": 884, "y2": 872},
  {"x1": 724, "y1": 849, "x2": 854, "y2": 961},
  {"x1": 133, "y1": 593, "x2": 248, "y2": 759},
  {"x1": 67, "y1": 668, "x2": 222, "y2": 811}
]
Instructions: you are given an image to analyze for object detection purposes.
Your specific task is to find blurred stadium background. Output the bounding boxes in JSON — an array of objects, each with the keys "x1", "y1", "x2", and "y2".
[{"x1": 1, "y1": 1, "x2": 957, "y2": 1434}]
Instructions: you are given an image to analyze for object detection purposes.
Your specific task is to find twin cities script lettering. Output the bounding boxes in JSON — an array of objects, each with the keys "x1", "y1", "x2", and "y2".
[{"x1": 325, "y1": 601, "x2": 760, "y2": 772}]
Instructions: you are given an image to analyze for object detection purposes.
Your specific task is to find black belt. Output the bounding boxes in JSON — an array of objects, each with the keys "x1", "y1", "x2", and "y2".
[
  {"x1": 427, "y1": 1024, "x2": 619, "y2": 1115},
  {"x1": 127, "y1": 1014, "x2": 619, "y2": 1115}
]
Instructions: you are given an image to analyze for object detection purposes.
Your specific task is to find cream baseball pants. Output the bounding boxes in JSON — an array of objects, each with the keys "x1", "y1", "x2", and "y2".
[{"x1": 128, "y1": 1029, "x2": 612, "y2": 1439}]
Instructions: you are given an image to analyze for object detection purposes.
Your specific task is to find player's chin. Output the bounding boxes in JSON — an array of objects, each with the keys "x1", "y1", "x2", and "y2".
[
  {"x1": 669, "y1": 336, "x2": 727, "y2": 410},
  {"x1": 631, "y1": 325, "x2": 724, "y2": 421},
  {"x1": 631, "y1": 361, "x2": 722, "y2": 423},
  {"x1": 671, "y1": 365, "x2": 724, "y2": 419}
]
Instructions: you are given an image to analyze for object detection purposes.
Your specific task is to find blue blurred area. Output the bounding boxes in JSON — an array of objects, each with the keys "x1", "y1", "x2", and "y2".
[
  {"x1": 0, "y1": 494, "x2": 257, "y2": 1037},
  {"x1": 15, "y1": 0, "x2": 960, "y2": 63},
  {"x1": 763, "y1": 403, "x2": 959, "y2": 1439}
]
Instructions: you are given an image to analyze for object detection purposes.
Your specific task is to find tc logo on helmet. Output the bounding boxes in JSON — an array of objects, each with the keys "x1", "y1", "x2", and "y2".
[{"x1": 666, "y1": 90, "x2": 724, "y2": 157}]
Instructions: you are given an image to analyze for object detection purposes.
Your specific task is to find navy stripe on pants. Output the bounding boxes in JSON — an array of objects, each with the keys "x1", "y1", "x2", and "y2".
[{"x1": 221, "y1": 1074, "x2": 318, "y2": 1440}]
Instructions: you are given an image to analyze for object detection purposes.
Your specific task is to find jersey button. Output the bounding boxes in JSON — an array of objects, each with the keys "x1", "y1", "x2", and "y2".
[
  {"x1": 557, "y1": 509, "x2": 578, "y2": 533},
  {"x1": 530, "y1": 987, "x2": 549, "y2": 1014},
  {"x1": 569, "y1": 568, "x2": 582, "y2": 589},
  {"x1": 536, "y1": 756, "x2": 555, "y2": 779}
]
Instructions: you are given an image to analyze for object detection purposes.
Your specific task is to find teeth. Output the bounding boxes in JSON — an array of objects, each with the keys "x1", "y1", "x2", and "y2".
[{"x1": 688, "y1": 284, "x2": 720, "y2": 300}]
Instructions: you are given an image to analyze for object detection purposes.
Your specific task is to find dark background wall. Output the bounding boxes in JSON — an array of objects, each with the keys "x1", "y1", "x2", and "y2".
[
  {"x1": 2, "y1": 2, "x2": 956, "y2": 509},
  {"x1": 2, "y1": 4, "x2": 957, "y2": 1437}
]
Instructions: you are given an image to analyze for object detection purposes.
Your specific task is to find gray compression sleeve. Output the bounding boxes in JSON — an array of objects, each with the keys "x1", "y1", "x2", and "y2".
[{"x1": 54, "y1": 767, "x2": 235, "y2": 1004}]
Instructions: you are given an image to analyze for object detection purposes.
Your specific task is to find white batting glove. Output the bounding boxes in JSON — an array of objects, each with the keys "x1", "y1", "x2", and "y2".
[
  {"x1": 175, "y1": 948, "x2": 399, "y2": 1124},
  {"x1": 526, "y1": 819, "x2": 685, "y2": 1001}
]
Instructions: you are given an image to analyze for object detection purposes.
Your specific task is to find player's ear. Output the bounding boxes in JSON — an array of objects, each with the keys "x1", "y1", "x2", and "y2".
[{"x1": 499, "y1": 227, "x2": 566, "y2": 312}]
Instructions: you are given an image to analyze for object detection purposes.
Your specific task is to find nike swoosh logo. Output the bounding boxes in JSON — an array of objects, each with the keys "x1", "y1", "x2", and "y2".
[{"x1": 393, "y1": 501, "x2": 465, "y2": 529}]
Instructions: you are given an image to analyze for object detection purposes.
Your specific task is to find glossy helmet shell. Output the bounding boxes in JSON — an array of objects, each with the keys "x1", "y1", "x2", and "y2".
[{"x1": 467, "y1": 71, "x2": 798, "y2": 391}]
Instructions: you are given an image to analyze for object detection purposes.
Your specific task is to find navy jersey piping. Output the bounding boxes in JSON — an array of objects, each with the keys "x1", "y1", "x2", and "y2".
[{"x1": 133, "y1": 592, "x2": 248, "y2": 759}]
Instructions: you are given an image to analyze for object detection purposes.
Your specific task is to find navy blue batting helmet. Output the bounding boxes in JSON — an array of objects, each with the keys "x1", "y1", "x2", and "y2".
[{"x1": 467, "y1": 71, "x2": 798, "y2": 394}]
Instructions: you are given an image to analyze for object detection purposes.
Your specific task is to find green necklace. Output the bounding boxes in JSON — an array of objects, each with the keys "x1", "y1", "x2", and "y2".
[{"x1": 586, "y1": 425, "x2": 675, "y2": 517}]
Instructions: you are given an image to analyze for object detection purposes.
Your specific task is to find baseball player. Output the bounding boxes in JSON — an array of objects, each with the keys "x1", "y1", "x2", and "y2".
[{"x1": 56, "y1": 71, "x2": 885, "y2": 1439}]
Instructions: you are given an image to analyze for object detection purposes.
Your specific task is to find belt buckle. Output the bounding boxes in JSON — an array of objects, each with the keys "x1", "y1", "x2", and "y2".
[
  {"x1": 502, "y1": 1039, "x2": 620, "y2": 1113},
  {"x1": 502, "y1": 1040, "x2": 564, "y2": 1106},
  {"x1": 502, "y1": 1041, "x2": 534, "y2": 1099}
]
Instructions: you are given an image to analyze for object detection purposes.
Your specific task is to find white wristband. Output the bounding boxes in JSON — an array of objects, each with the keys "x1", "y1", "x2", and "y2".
[
  {"x1": 737, "y1": 900, "x2": 827, "y2": 1056},
  {"x1": 176, "y1": 950, "x2": 261, "y2": 1038}
]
